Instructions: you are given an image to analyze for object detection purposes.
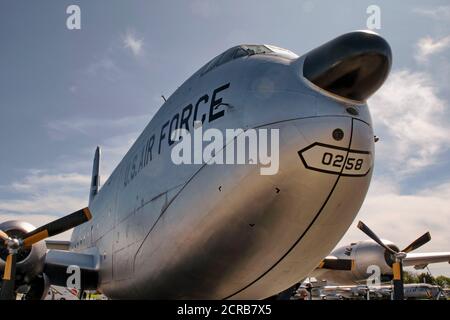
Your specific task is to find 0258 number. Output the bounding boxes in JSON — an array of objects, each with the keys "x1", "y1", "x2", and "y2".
[{"x1": 322, "y1": 152, "x2": 363, "y2": 171}]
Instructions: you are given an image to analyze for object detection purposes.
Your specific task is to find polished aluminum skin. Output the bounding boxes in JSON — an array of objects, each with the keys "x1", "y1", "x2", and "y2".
[
  {"x1": 312, "y1": 239, "x2": 398, "y2": 285},
  {"x1": 71, "y1": 40, "x2": 376, "y2": 299}
]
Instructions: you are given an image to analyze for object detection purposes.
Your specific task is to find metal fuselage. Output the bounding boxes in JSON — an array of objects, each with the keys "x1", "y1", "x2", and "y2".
[
  {"x1": 311, "y1": 239, "x2": 396, "y2": 285},
  {"x1": 70, "y1": 48, "x2": 375, "y2": 299}
]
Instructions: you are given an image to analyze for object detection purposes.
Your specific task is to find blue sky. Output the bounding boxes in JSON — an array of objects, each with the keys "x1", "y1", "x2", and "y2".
[{"x1": 1, "y1": 1, "x2": 449, "y2": 276}]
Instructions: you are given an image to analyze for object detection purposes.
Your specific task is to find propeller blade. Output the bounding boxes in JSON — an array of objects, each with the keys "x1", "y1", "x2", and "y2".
[
  {"x1": 22, "y1": 207, "x2": 92, "y2": 247},
  {"x1": 319, "y1": 258, "x2": 354, "y2": 271},
  {"x1": 401, "y1": 232, "x2": 431, "y2": 253},
  {"x1": 0, "y1": 253, "x2": 17, "y2": 300},
  {"x1": 357, "y1": 221, "x2": 398, "y2": 255},
  {"x1": 0, "y1": 229, "x2": 8, "y2": 242}
]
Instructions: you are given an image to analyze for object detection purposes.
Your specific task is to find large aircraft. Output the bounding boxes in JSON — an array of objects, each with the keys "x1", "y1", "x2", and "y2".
[
  {"x1": 0, "y1": 30, "x2": 393, "y2": 300},
  {"x1": 312, "y1": 239, "x2": 450, "y2": 286},
  {"x1": 309, "y1": 222, "x2": 450, "y2": 299}
]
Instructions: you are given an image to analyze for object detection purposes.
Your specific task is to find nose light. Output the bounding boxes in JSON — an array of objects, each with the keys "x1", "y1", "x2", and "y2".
[{"x1": 332, "y1": 128, "x2": 344, "y2": 141}]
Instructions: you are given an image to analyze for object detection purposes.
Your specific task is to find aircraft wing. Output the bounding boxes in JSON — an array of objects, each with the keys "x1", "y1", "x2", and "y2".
[
  {"x1": 317, "y1": 256, "x2": 354, "y2": 271},
  {"x1": 45, "y1": 240, "x2": 71, "y2": 250},
  {"x1": 403, "y1": 252, "x2": 450, "y2": 269},
  {"x1": 321, "y1": 285, "x2": 354, "y2": 292},
  {"x1": 44, "y1": 249, "x2": 99, "y2": 290}
]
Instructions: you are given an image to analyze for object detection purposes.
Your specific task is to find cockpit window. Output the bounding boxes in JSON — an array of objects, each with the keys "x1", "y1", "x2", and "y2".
[
  {"x1": 216, "y1": 48, "x2": 237, "y2": 68},
  {"x1": 234, "y1": 47, "x2": 248, "y2": 59},
  {"x1": 202, "y1": 55, "x2": 221, "y2": 75},
  {"x1": 200, "y1": 45, "x2": 274, "y2": 76},
  {"x1": 242, "y1": 45, "x2": 272, "y2": 55}
]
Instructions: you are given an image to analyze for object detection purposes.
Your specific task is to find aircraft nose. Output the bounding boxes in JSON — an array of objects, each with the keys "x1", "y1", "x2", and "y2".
[{"x1": 302, "y1": 30, "x2": 392, "y2": 102}]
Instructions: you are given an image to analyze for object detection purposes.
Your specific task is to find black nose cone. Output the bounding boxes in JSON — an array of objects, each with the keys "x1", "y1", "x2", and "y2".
[{"x1": 303, "y1": 31, "x2": 392, "y2": 102}]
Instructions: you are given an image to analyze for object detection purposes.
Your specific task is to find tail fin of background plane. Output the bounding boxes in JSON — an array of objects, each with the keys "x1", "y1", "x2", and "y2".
[{"x1": 89, "y1": 146, "x2": 100, "y2": 205}]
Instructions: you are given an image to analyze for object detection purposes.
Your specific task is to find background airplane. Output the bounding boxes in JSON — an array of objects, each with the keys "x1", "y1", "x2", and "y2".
[
  {"x1": 307, "y1": 221, "x2": 450, "y2": 299},
  {"x1": 312, "y1": 239, "x2": 450, "y2": 286}
]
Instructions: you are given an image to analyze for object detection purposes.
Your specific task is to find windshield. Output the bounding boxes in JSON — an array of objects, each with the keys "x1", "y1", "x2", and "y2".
[
  {"x1": 200, "y1": 45, "x2": 274, "y2": 76},
  {"x1": 242, "y1": 45, "x2": 273, "y2": 55}
]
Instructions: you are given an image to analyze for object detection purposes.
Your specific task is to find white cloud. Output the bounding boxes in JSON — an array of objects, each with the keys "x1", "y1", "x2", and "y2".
[
  {"x1": 123, "y1": 31, "x2": 144, "y2": 57},
  {"x1": 413, "y1": 6, "x2": 450, "y2": 20},
  {"x1": 86, "y1": 56, "x2": 119, "y2": 76},
  {"x1": 0, "y1": 112, "x2": 151, "y2": 222},
  {"x1": 0, "y1": 194, "x2": 86, "y2": 217},
  {"x1": 415, "y1": 35, "x2": 450, "y2": 63},
  {"x1": 46, "y1": 114, "x2": 150, "y2": 139},
  {"x1": 85, "y1": 30, "x2": 146, "y2": 79},
  {"x1": 338, "y1": 177, "x2": 450, "y2": 276},
  {"x1": 9, "y1": 172, "x2": 89, "y2": 193},
  {"x1": 0, "y1": 171, "x2": 88, "y2": 216},
  {"x1": 46, "y1": 113, "x2": 151, "y2": 186},
  {"x1": 368, "y1": 70, "x2": 450, "y2": 176}
]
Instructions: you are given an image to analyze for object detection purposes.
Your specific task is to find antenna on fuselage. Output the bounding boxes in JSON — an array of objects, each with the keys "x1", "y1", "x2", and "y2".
[
  {"x1": 161, "y1": 95, "x2": 167, "y2": 102},
  {"x1": 89, "y1": 146, "x2": 101, "y2": 205}
]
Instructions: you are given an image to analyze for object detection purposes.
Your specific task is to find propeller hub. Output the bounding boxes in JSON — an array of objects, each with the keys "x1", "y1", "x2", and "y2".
[
  {"x1": 0, "y1": 207, "x2": 92, "y2": 300},
  {"x1": 395, "y1": 252, "x2": 407, "y2": 261},
  {"x1": 5, "y1": 238, "x2": 21, "y2": 253}
]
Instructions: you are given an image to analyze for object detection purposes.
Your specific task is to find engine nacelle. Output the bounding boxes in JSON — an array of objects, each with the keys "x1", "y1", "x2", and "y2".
[
  {"x1": 0, "y1": 220, "x2": 47, "y2": 284},
  {"x1": 342, "y1": 239, "x2": 398, "y2": 282},
  {"x1": 312, "y1": 239, "x2": 399, "y2": 285}
]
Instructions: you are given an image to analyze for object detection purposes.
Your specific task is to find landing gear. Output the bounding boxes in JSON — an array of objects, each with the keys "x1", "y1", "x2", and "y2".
[{"x1": 22, "y1": 274, "x2": 50, "y2": 300}]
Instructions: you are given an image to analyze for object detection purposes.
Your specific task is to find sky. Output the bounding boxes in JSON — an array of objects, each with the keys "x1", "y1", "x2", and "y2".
[{"x1": 0, "y1": 1, "x2": 449, "y2": 277}]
